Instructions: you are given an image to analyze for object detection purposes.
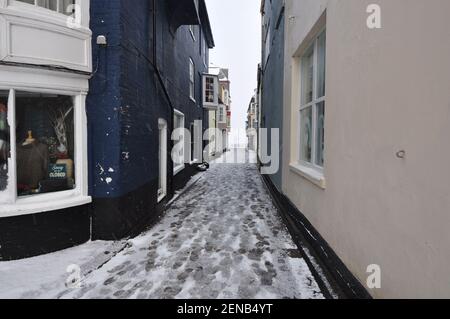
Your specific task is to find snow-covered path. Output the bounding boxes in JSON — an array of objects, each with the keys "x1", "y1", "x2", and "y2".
[{"x1": 0, "y1": 149, "x2": 324, "y2": 299}]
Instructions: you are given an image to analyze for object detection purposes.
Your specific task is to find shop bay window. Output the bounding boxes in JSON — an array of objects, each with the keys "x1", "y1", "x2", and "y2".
[
  {"x1": 0, "y1": 88, "x2": 89, "y2": 211},
  {"x1": 299, "y1": 30, "x2": 326, "y2": 169},
  {"x1": 16, "y1": 93, "x2": 75, "y2": 196},
  {"x1": 15, "y1": 0, "x2": 76, "y2": 15}
]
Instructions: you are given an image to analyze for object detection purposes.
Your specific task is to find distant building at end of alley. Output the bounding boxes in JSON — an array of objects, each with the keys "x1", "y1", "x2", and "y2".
[{"x1": 246, "y1": 91, "x2": 259, "y2": 152}]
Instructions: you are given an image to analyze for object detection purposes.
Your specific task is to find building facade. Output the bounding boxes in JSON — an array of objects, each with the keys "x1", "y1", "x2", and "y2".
[
  {"x1": 246, "y1": 91, "x2": 258, "y2": 152},
  {"x1": 218, "y1": 68, "x2": 231, "y2": 152},
  {"x1": 0, "y1": 0, "x2": 215, "y2": 260},
  {"x1": 88, "y1": 0, "x2": 214, "y2": 241},
  {"x1": 260, "y1": 0, "x2": 450, "y2": 298},
  {"x1": 0, "y1": 0, "x2": 92, "y2": 260},
  {"x1": 208, "y1": 66, "x2": 231, "y2": 155},
  {"x1": 260, "y1": 0, "x2": 285, "y2": 191}
]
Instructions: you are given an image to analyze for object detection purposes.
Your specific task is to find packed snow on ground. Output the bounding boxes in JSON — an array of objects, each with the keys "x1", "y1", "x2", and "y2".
[
  {"x1": 0, "y1": 241, "x2": 126, "y2": 299},
  {"x1": 0, "y1": 149, "x2": 325, "y2": 299}
]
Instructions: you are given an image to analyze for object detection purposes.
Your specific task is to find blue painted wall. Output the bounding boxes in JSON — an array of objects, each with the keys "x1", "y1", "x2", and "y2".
[
  {"x1": 261, "y1": 0, "x2": 285, "y2": 191},
  {"x1": 88, "y1": 0, "x2": 210, "y2": 200}
]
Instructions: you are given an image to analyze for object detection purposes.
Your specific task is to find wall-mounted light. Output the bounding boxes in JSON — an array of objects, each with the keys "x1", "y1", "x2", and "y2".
[{"x1": 96, "y1": 35, "x2": 107, "y2": 46}]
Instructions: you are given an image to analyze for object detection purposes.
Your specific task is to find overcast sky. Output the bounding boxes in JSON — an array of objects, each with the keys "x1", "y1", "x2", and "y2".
[{"x1": 206, "y1": 0, "x2": 261, "y2": 133}]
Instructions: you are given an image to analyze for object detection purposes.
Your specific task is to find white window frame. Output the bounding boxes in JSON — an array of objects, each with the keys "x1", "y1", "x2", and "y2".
[
  {"x1": 189, "y1": 25, "x2": 196, "y2": 41},
  {"x1": 173, "y1": 109, "x2": 185, "y2": 175},
  {"x1": 264, "y1": 22, "x2": 271, "y2": 65},
  {"x1": 189, "y1": 121, "x2": 200, "y2": 165},
  {"x1": 202, "y1": 35, "x2": 207, "y2": 67},
  {"x1": 158, "y1": 118, "x2": 167, "y2": 203},
  {"x1": 223, "y1": 90, "x2": 229, "y2": 106},
  {"x1": 0, "y1": 70, "x2": 91, "y2": 217},
  {"x1": 218, "y1": 104, "x2": 226, "y2": 123},
  {"x1": 292, "y1": 28, "x2": 326, "y2": 189},
  {"x1": 202, "y1": 74, "x2": 219, "y2": 109},
  {"x1": 189, "y1": 58, "x2": 196, "y2": 102},
  {"x1": 13, "y1": 0, "x2": 75, "y2": 16},
  {"x1": 3, "y1": 0, "x2": 90, "y2": 29}
]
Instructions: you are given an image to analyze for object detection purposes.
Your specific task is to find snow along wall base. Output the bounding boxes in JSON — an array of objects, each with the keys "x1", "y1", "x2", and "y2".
[{"x1": 261, "y1": 174, "x2": 372, "y2": 299}]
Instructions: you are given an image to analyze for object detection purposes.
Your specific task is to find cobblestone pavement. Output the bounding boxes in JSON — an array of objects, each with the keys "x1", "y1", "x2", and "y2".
[{"x1": 55, "y1": 150, "x2": 324, "y2": 299}]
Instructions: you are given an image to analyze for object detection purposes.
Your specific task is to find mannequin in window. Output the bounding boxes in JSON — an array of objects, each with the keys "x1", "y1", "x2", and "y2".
[{"x1": 16, "y1": 131, "x2": 49, "y2": 193}]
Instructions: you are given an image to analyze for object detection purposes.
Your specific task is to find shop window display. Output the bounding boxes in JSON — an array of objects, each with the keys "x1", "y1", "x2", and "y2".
[{"x1": 16, "y1": 93, "x2": 75, "y2": 196}]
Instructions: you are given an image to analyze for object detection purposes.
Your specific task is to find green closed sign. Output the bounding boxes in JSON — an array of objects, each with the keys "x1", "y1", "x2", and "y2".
[{"x1": 48, "y1": 164, "x2": 67, "y2": 180}]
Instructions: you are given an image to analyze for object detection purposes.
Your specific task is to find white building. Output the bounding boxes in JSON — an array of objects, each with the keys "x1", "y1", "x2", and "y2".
[
  {"x1": 281, "y1": 0, "x2": 450, "y2": 298},
  {"x1": 0, "y1": 0, "x2": 92, "y2": 259}
]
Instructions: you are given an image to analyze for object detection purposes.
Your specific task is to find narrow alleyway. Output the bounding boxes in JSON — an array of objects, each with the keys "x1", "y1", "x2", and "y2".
[{"x1": 1, "y1": 150, "x2": 325, "y2": 299}]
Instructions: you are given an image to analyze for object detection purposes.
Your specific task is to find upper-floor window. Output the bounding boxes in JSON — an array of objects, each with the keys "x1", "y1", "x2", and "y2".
[
  {"x1": 299, "y1": 29, "x2": 326, "y2": 169},
  {"x1": 189, "y1": 58, "x2": 195, "y2": 101},
  {"x1": 223, "y1": 90, "x2": 229, "y2": 106},
  {"x1": 250, "y1": 103, "x2": 256, "y2": 115},
  {"x1": 202, "y1": 74, "x2": 219, "y2": 109},
  {"x1": 202, "y1": 36, "x2": 208, "y2": 66},
  {"x1": 15, "y1": 0, "x2": 76, "y2": 16},
  {"x1": 264, "y1": 22, "x2": 271, "y2": 65},
  {"x1": 205, "y1": 77, "x2": 215, "y2": 103},
  {"x1": 1, "y1": 0, "x2": 91, "y2": 72},
  {"x1": 218, "y1": 105, "x2": 225, "y2": 123}
]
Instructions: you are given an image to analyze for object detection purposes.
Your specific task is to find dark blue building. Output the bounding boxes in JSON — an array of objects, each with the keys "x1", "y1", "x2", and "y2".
[
  {"x1": 260, "y1": 0, "x2": 284, "y2": 191},
  {"x1": 88, "y1": 0, "x2": 214, "y2": 240}
]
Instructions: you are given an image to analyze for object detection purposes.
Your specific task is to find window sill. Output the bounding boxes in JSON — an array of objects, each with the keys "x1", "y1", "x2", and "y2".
[
  {"x1": 290, "y1": 163, "x2": 326, "y2": 190},
  {"x1": 157, "y1": 194, "x2": 166, "y2": 203},
  {"x1": 189, "y1": 30, "x2": 196, "y2": 41},
  {"x1": 190, "y1": 97, "x2": 196, "y2": 103},
  {"x1": 0, "y1": 194, "x2": 92, "y2": 218},
  {"x1": 174, "y1": 164, "x2": 185, "y2": 176}
]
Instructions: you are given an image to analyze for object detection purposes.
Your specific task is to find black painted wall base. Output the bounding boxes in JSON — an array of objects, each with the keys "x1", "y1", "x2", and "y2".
[
  {"x1": 261, "y1": 174, "x2": 372, "y2": 299},
  {"x1": 91, "y1": 179, "x2": 162, "y2": 241},
  {"x1": 173, "y1": 165, "x2": 198, "y2": 194},
  {"x1": 0, "y1": 205, "x2": 91, "y2": 261},
  {"x1": 92, "y1": 165, "x2": 200, "y2": 241}
]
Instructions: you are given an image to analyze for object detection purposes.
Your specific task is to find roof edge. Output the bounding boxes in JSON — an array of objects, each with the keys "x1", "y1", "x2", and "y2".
[{"x1": 199, "y1": 0, "x2": 215, "y2": 48}]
